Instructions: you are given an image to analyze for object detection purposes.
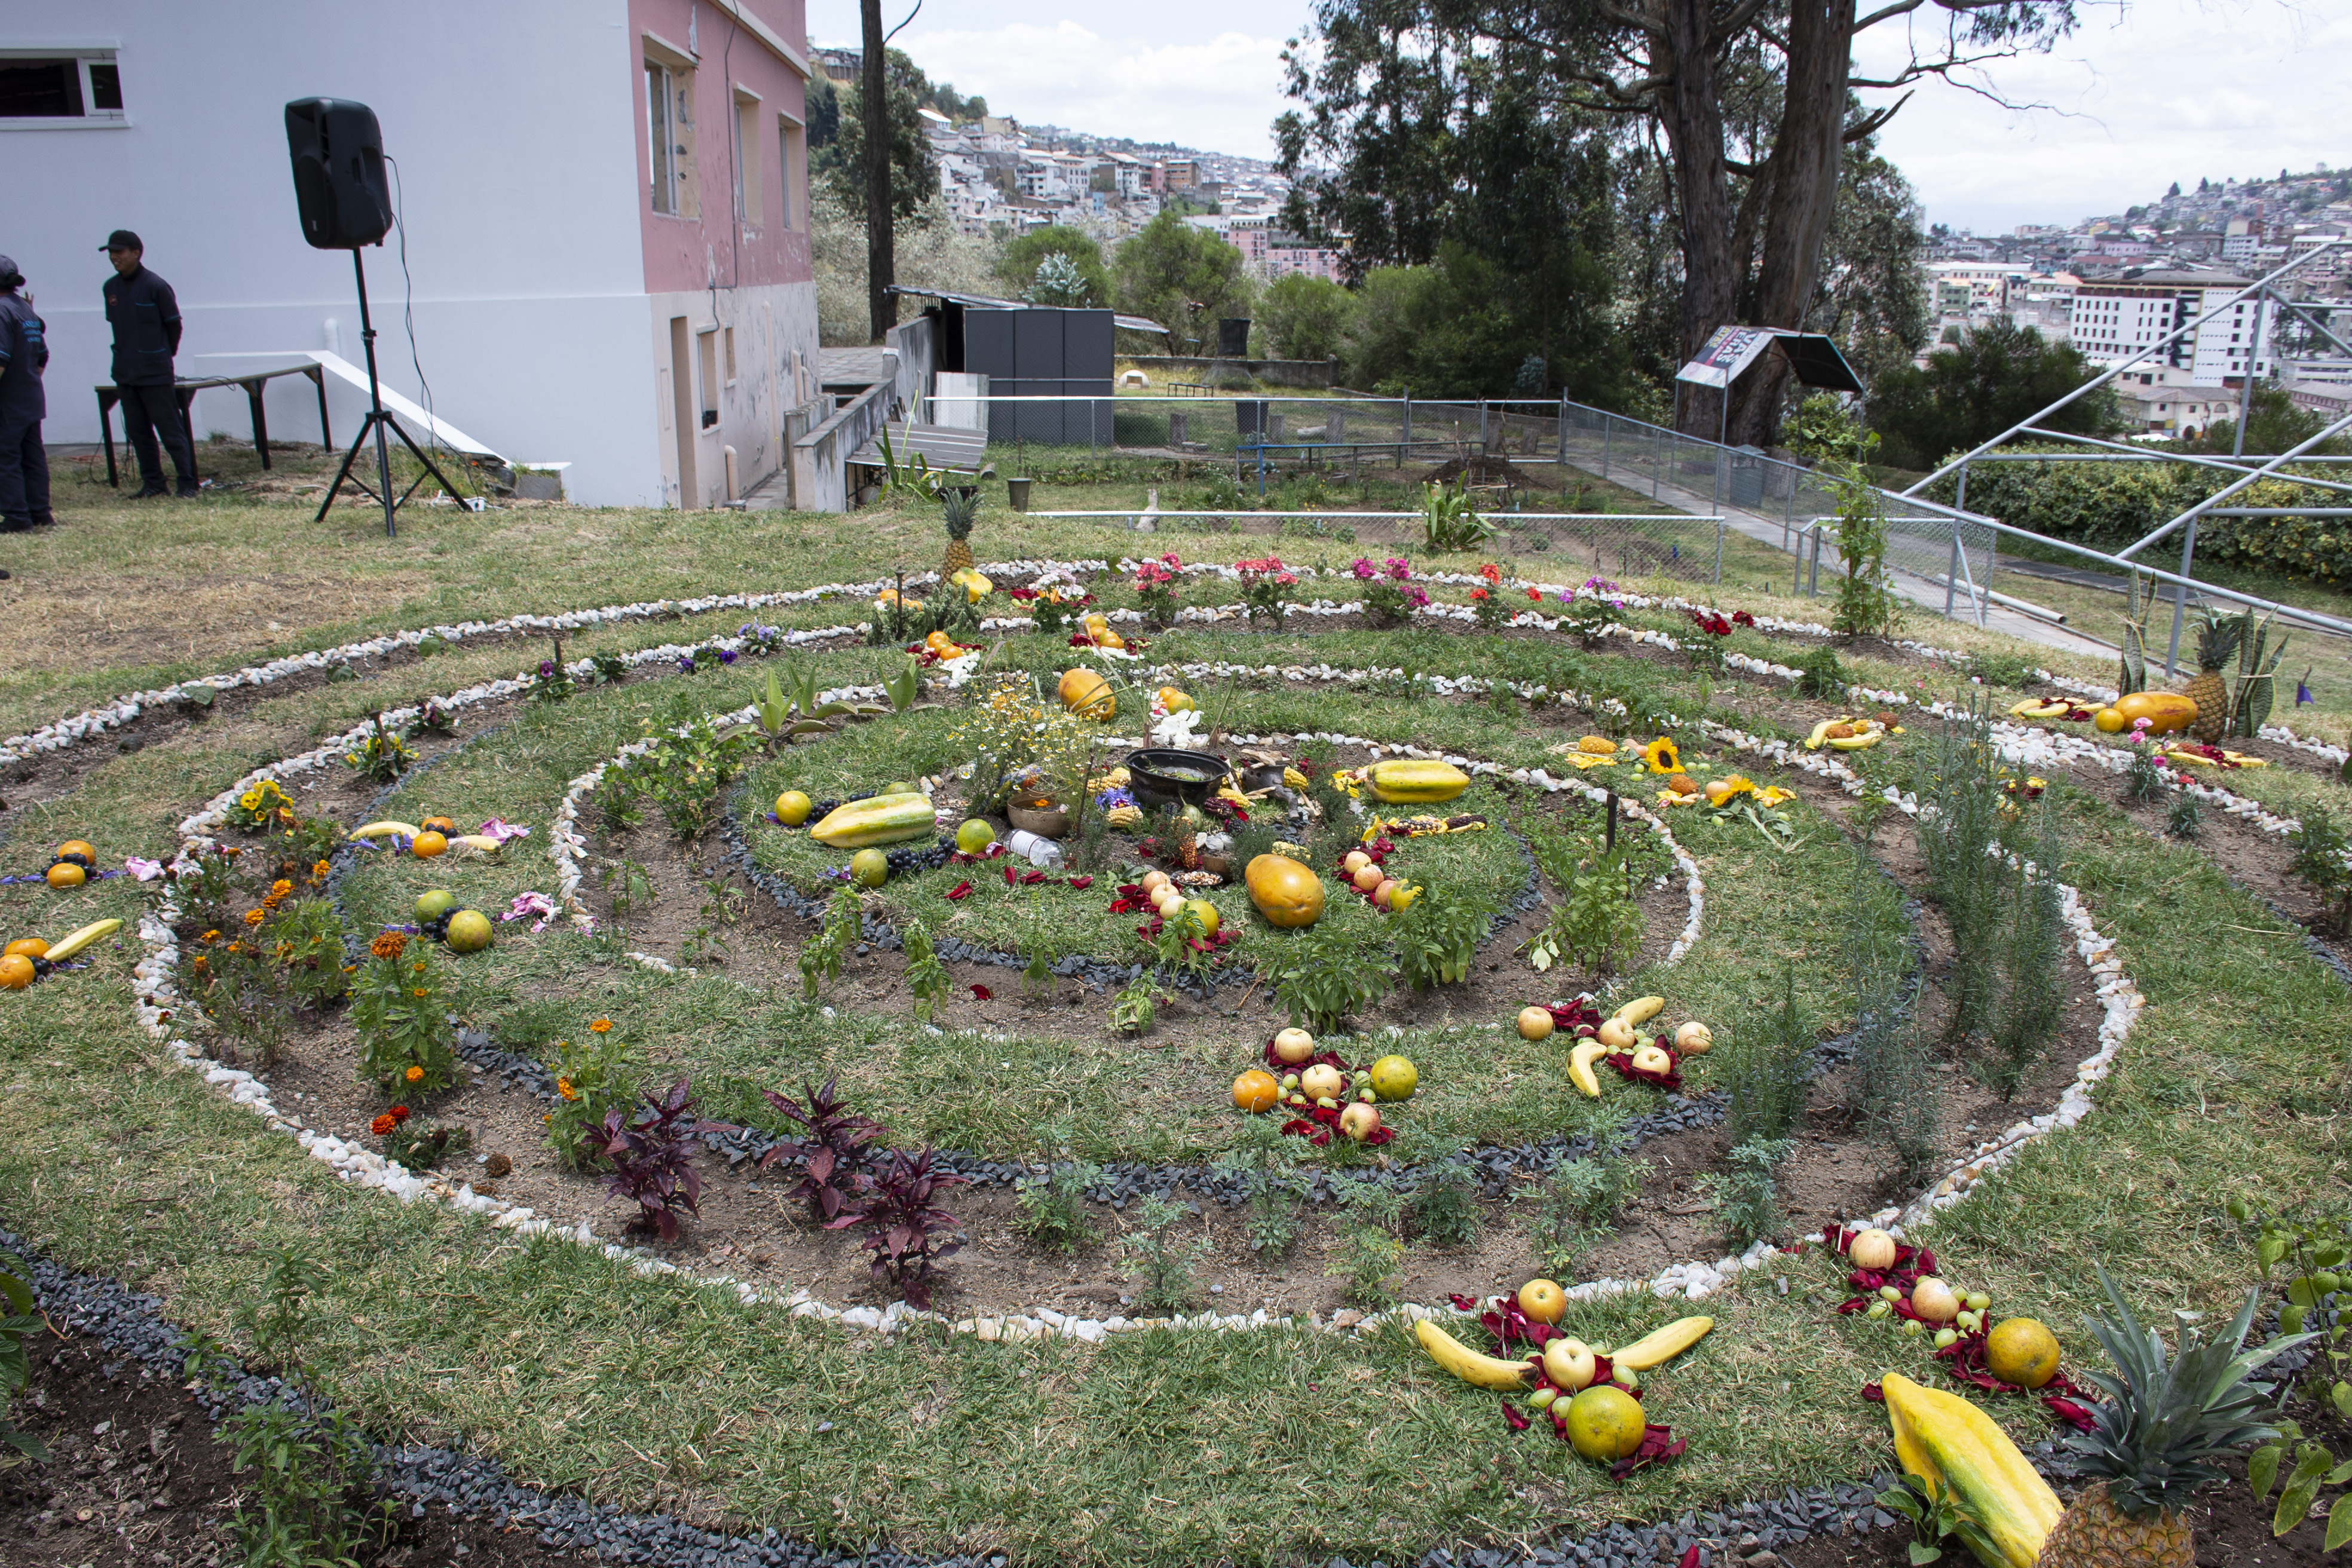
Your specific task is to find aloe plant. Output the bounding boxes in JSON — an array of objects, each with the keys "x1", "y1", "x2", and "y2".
[
  {"x1": 2228, "y1": 606, "x2": 2290, "y2": 739},
  {"x1": 2118, "y1": 569, "x2": 2154, "y2": 697}
]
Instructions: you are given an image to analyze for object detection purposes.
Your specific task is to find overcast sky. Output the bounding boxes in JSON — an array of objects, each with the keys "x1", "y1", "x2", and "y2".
[{"x1": 805, "y1": 0, "x2": 2347, "y2": 234}]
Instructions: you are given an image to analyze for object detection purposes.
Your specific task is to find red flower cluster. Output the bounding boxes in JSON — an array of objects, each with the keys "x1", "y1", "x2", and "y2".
[
  {"x1": 1731, "y1": 609, "x2": 1756, "y2": 627},
  {"x1": 369, "y1": 1104, "x2": 413, "y2": 1138},
  {"x1": 1686, "y1": 608, "x2": 1732, "y2": 637}
]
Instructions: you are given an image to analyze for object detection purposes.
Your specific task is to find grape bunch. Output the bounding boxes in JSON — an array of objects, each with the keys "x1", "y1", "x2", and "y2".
[{"x1": 881, "y1": 835, "x2": 956, "y2": 876}]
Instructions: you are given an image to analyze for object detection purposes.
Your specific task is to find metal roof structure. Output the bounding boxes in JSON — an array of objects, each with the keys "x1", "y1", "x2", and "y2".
[{"x1": 885, "y1": 283, "x2": 1169, "y2": 337}]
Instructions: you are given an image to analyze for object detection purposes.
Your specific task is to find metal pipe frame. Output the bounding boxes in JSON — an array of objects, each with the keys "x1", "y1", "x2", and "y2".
[
  {"x1": 1031, "y1": 510, "x2": 1718, "y2": 522},
  {"x1": 2117, "y1": 405, "x2": 2352, "y2": 560},
  {"x1": 2002, "y1": 425, "x2": 2352, "y2": 498},
  {"x1": 1897, "y1": 239, "x2": 2349, "y2": 499}
]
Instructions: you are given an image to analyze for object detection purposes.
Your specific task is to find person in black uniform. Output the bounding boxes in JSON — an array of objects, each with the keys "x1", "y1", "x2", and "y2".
[
  {"x1": 102, "y1": 229, "x2": 197, "y2": 499},
  {"x1": 0, "y1": 254, "x2": 50, "y2": 533}
]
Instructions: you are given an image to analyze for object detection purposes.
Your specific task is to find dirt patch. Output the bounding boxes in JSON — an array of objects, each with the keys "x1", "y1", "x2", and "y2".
[{"x1": 0, "y1": 1328, "x2": 584, "y2": 1567}]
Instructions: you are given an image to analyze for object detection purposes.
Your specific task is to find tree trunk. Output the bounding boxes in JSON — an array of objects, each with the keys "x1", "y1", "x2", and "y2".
[
  {"x1": 1733, "y1": 0, "x2": 1854, "y2": 447},
  {"x1": 861, "y1": 0, "x2": 894, "y2": 344},
  {"x1": 1658, "y1": 0, "x2": 1740, "y2": 440}
]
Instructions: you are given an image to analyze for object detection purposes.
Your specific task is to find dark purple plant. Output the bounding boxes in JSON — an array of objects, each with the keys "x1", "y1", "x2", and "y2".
[
  {"x1": 758, "y1": 1077, "x2": 884, "y2": 1223},
  {"x1": 598, "y1": 1078, "x2": 705, "y2": 1242},
  {"x1": 851, "y1": 1147, "x2": 968, "y2": 1309}
]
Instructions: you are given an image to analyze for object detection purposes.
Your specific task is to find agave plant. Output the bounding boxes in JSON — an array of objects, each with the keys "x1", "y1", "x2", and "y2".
[
  {"x1": 2117, "y1": 569, "x2": 2154, "y2": 697},
  {"x1": 2228, "y1": 607, "x2": 2291, "y2": 739}
]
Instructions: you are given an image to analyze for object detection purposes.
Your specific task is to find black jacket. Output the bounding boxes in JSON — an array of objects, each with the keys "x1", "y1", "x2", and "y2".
[
  {"x1": 103, "y1": 265, "x2": 181, "y2": 387},
  {"x1": 0, "y1": 293, "x2": 45, "y2": 419}
]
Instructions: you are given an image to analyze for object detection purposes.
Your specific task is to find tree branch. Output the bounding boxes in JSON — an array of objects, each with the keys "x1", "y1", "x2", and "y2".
[{"x1": 1843, "y1": 93, "x2": 1912, "y2": 142}]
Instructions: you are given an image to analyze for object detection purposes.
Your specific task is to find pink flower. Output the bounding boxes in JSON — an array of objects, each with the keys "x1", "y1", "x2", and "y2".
[{"x1": 1350, "y1": 558, "x2": 1377, "y2": 580}]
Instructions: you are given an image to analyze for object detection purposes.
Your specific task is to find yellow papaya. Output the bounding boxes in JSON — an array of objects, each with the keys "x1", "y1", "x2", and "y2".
[
  {"x1": 1880, "y1": 1374, "x2": 2061, "y2": 1568},
  {"x1": 809, "y1": 795, "x2": 936, "y2": 850},
  {"x1": 1058, "y1": 668, "x2": 1116, "y2": 719},
  {"x1": 2112, "y1": 690, "x2": 2196, "y2": 734},
  {"x1": 1245, "y1": 853, "x2": 1325, "y2": 927}
]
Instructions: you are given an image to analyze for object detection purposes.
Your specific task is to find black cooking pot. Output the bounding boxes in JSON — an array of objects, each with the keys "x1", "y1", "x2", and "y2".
[{"x1": 1124, "y1": 748, "x2": 1229, "y2": 811}]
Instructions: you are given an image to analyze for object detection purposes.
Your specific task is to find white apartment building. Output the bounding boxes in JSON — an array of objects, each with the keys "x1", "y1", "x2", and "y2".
[
  {"x1": 1926, "y1": 259, "x2": 2022, "y2": 316},
  {"x1": 2072, "y1": 271, "x2": 2271, "y2": 384}
]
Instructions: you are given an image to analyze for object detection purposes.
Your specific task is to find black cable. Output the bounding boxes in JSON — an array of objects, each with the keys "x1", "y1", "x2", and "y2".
[{"x1": 383, "y1": 154, "x2": 459, "y2": 490}]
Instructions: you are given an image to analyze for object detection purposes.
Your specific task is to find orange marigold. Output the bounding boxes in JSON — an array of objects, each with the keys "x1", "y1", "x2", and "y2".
[
  {"x1": 200, "y1": 929, "x2": 221, "y2": 944},
  {"x1": 311, "y1": 860, "x2": 331, "y2": 880},
  {"x1": 589, "y1": 1018, "x2": 612, "y2": 1034},
  {"x1": 370, "y1": 930, "x2": 409, "y2": 960},
  {"x1": 556, "y1": 1077, "x2": 579, "y2": 1101},
  {"x1": 405, "y1": 1064, "x2": 424, "y2": 1083},
  {"x1": 370, "y1": 1112, "x2": 398, "y2": 1137},
  {"x1": 411, "y1": 987, "x2": 430, "y2": 998},
  {"x1": 242, "y1": 909, "x2": 266, "y2": 926},
  {"x1": 267, "y1": 878, "x2": 293, "y2": 901}
]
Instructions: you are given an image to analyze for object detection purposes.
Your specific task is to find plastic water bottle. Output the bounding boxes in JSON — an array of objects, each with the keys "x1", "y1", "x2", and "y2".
[{"x1": 1005, "y1": 828, "x2": 1064, "y2": 869}]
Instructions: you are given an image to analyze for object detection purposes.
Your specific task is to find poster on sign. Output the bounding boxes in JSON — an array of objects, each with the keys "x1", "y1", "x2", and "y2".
[{"x1": 1674, "y1": 325, "x2": 1778, "y2": 389}]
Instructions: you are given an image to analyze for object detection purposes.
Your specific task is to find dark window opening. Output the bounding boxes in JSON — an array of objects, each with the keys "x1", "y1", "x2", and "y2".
[
  {"x1": 0, "y1": 59, "x2": 83, "y2": 117},
  {"x1": 87, "y1": 61, "x2": 120, "y2": 111}
]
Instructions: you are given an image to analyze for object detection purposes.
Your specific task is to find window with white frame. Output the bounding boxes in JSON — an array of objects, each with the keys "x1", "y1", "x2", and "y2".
[
  {"x1": 779, "y1": 114, "x2": 804, "y2": 231},
  {"x1": 733, "y1": 91, "x2": 761, "y2": 228},
  {"x1": 644, "y1": 48, "x2": 696, "y2": 217},
  {"x1": 0, "y1": 48, "x2": 125, "y2": 125}
]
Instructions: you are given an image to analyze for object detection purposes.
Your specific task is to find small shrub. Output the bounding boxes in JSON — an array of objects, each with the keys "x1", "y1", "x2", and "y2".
[
  {"x1": 2290, "y1": 804, "x2": 2352, "y2": 932},
  {"x1": 858, "y1": 1147, "x2": 968, "y2": 1309},
  {"x1": 902, "y1": 920, "x2": 952, "y2": 1022},
  {"x1": 1218, "y1": 1123, "x2": 1308, "y2": 1259},
  {"x1": 1353, "y1": 556, "x2": 1431, "y2": 626},
  {"x1": 222, "y1": 1398, "x2": 398, "y2": 1568},
  {"x1": 1266, "y1": 918, "x2": 1391, "y2": 1033},
  {"x1": 1015, "y1": 1152, "x2": 1100, "y2": 1255},
  {"x1": 1962, "y1": 651, "x2": 2034, "y2": 688},
  {"x1": 240, "y1": 1246, "x2": 326, "y2": 1364},
  {"x1": 1844, "y1": 829, "x2": 1937, "y2": 1180},
  {"x1": 757, "y1": 1077, "x2": 884, "y2": 1224},
  {"x1": 382, "y1": 1119, "x2": 470, "y2": 1172},
  {"x1": 188, "y1": 933, "x2": 293, "y2": 1067},
  {"x1": 545, "y1": 1022, "x2": 641, "y2": 1170},
  {"x1": 800, "y1": 886, "x2": 862, "y2": 1001},
  {"x1": 0, "y1": 1255, "x2": 41, "y2": 1463},
  {"x1": 601, "y1": 717, "x2": 762, "y2": 842},
  {"x1": 596, "y1": 1079, "x2": 705, "y2": 1242},
  {"x1": 1723, "y1": 964, "x2": 1812, "y2": 1144},
  {"x1": 1132, "y1": 553, "x2": 1182, "y2": 627},
  {"x1": 1327, "y1": 1177, "x2": 1407, "y2": 1307},
  {"x1": 2167, "y1": 792, "x2": 2203, "y2": 838},
  {"x1": 349, "y1": 947, "x2": 460, "y2": 1094},
  {"x1": 2124, "y1": 734, "x2": 2171, "y2": 802},
  {"x1": 1419, "y1": 477, "x2": 1495, "y2": 553},
  {"x1": 1987, "y1": 811, "x2": 2066, "y2": 1101},
  {"x1": 1793, "y1": 645, "x2": 1846, "y2": 701},
  {"x1": 1696, "y1": 1135, "x2": 1795, "y2": 1249},
  {"x1": 1392, "y1": 885, "x2": 1492, "y2": 990},
  {"x1": 1124, "y1": 1193, "x2": 1210, "y2": 1313},
  {"x1": 1410, "y1": 1156, "x2": 1483, "y2": 1250},
  {"x1": 1525, "y1": 823, "x2": 1645, "y2": 975},
  {"x1": 260, "y1": 898, "x2": 348, "y2": 1006}
]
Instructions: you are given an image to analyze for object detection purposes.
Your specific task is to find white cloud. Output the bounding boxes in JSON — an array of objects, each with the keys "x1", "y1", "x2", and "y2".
[
  {"x1": 1855, "y1": 0, "x2": 2352, "y2": 232},
  {"x1": 885, "y1": 20, "x2": 1294, "y2": 159}
]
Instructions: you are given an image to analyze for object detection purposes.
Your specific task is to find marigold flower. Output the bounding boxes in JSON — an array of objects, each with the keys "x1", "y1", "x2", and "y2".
[
  {"x1": 370, "y1": 1112, "x2": 398, "y2": 1137},
  {"x1": 388, "y1": 1104, "x2": 411, "y2": 1122},
  {"x1": 200, "y1": 929, "x2": 221, "y2": 943},
  {"x1": 589, "y1": 1018, "x2": 612, "y2": 1033},
  {"x1": 405, "y1": 1064, "x2": 424, "y2": 1083},
  {"x1": 242, "y1": 909, "x2": 266, "y2": 926},
  {"x1": 370, "y1": 930, "x2": 408, "y2": 960},
  {"x1": 557, "y1": 1077, "x2": 580, "y2": 1101},
  {"x1": 311, "y1": 860, "x2": 330, "y2": 880},
  {"x1": 412, "y1": 987, "x2": 430, "y2": 998}
]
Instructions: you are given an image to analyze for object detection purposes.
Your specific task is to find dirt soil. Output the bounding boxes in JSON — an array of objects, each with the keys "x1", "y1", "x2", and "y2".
[{"x1": 0, "y1": 1329, "x2": 583, "y2": 1567}]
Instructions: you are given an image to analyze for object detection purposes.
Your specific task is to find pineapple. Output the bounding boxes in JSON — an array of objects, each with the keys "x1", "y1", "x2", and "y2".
[
  {"x1": 940, "y1": 487, "x2": 979, "y2": 578},
  {"x1": 2040, "y1": 1265, "x2": 2304, "y2": 1568},
  {"x1": 2183, "y1": 608, "x2": 2239, "y2": 743}
]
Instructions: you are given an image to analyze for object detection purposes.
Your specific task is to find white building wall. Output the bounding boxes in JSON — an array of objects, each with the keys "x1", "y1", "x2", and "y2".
[{"x1": 0, "y1": 0, "x2": 676, "y2": 506}]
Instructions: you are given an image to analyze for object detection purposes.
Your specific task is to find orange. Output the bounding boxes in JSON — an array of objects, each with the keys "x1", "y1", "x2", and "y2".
[
  {"x1": 45, "y1": 862, "x2": 85, "y2": 889},
  {"x1": 1517, "y1": 1278, "x2": 1566, "y2": 1324},
  {"x1": 1232, "y1": 1069, "x2": 1280, "y2": 1113},
  {"x1": 1986, "y1": 1318, "x2": 2061, "y2": 1389},
  {"x1": 420, "y1": 816, "x2": 457, "y2": 836},
  {"x1": 0, "y1": 954, "x2": 32, "y2": 990},
  {"x1": 1368, "y1": 1054, "x2": 1418, "y2": 1101},
  {"x1": 4, "y1": 938, "x2": 47, "y2": 961},
  {"x1": 1563, "y1": 1385, "x2": 1647, "y2": 1462},
  {"x1": 54, "y1": 840, "x2": 96, "y2": 865},
  {"x1": 410, "y1": 831, "x2": 449, "y2": 859}
]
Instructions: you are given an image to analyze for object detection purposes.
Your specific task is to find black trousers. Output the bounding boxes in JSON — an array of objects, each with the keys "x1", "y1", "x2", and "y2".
[
  {"x1": 121, "y1": 381, "x2": 194, "y2": 488},
  {"x1": 0, "y1": 406, "x2": 47, "y2": 528}
]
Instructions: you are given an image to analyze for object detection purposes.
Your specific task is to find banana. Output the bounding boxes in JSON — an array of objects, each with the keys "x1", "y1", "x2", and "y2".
[
  {"x1": 1828, "y1": 730, "x2": 1885, "y2": 752},
  {"x1": 45, "y1": 918, "x2": 124, "y2": 963},
  {"x1": 1412, "y1": 1318, "x2": 1536, "y2": 1391},
  {"x1": 1612, "y1": 1315, "x2": 1713, "y2": 1370},
  {"x1": 1613, "y1": 994, "x2": 1664, "y2": 1027},
  {"x1": 350, "y1": 820, "x2": 421, "y2": 841},
  {"x1": 448, "y1": 835, "x2": 505, "y2": 854},
  {"x1": 1803, "y1": 719, "x2": 1837, "y2": 750},
  {"x1": 1568, "y1": 1039, "x2": 1606, "y2": 1098}
]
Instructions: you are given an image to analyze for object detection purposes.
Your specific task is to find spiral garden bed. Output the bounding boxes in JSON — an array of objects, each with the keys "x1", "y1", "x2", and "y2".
[{"x1": 4, "y1": 547, "x2": 2347, "y2": 1568}]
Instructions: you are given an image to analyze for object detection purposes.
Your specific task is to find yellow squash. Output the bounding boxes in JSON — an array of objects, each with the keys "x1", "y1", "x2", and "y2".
[
  {"x1": 1244, "y1": 853, "x2": 1325, "y2": 927},
  {"x1": 1880, "y1": 1373, "x2": 2061, "y2": 1568},
  {"x1": 1364, "y1": 758, "x2": 1471, "y2": 804},
  {"x1": 808, "y1": 794, "x2": 936, "y2": 850}
]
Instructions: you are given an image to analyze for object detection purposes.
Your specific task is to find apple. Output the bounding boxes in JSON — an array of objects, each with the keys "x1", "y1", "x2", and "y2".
[
  {"x1": 1911, "y1": 1278, "x2": 1961, "y2": 1324},
  {"x1": 1630, "y1": 1043, "x2": 1673, "y2": 1075},
  {"x1": 1541, "y1": 1336, "x2": 1597, "y2": 1392},
  {"x1": 1517, "y1": 1278, "x2": 1566, "y2": 1324},
  {"x1": 1140, "y1": 869, "x2": 1170, "y2": 893},
  {"x1": 1338, "y1": 1101, "x2": 1382, "y2": 1141},
  {"x1": 1273, "y1": 1027, "x2": 1316, "y2": 1064},
  {"x1": 1300, "y1": 1063, "x2": 1345, "y2": 1101},
  {"x1": 1342, "y1": 849, "x2": 1372, "y2": 874},
  {"x1": 1352, "y1": 863, "x2": 1385, "y2": 893},
  {"x1": 1674, "y1": 1021, "x2": 1713, "y2": 1054},
  {"x1": 1849, "y1": 1229, "x2": 1899, "y2": 1271},
  {"x1": 1517, "y1": 1006, "x2": 1555, "y2": 1042},
  {"x1": 1371, "y1": 878, "x2": 1399, "y2": 908},
  {"x1": 1597, "y1": 1016, "x2": 1637, "y2": 1051}
]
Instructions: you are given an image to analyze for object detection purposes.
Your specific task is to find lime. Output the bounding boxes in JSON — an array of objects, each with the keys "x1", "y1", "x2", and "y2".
[
  {"x1": 415, "y1": 889, "x2": 456, "y2": 923},
  {"x1": 444, "y1": 909, "x2": 493, "y2": 953},
  {"x1": 956, "y1": 818, "x2": 996, "y2": 854},
  {"x1": 880, "y1": 780, "x2": 920, "y2": 798},
  {"x1": 850, "y1": 848, "x2": 889, "y2": 887},
  {"x1": 1183, "y1": 898, "x2": 1220, "y2": 937}
]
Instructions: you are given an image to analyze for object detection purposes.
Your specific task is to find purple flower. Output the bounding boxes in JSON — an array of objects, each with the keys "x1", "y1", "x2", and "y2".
[
  {"x1": 539, "y1": 660, "x2": 556, "y2": 678},
  {"x1": 677, "y1": 655, "x2": 696, "y2": 673},
  {"x1": 719, "y1": 648, "x2": 738, "y2": 664}
]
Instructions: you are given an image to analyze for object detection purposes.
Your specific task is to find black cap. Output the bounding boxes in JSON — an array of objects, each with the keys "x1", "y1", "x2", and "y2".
[
  {"x1": 0, "y1": 256, "x2": 19, "y2": 288},
  {"x1": 101, "y1": 229, "x2": 142, "y2": 252}
]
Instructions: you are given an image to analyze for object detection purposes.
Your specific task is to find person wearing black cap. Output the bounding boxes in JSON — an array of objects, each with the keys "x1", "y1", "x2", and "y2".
[
  {"x1": 0, "y1": 254, "x2": 50, "y2": 533},
  {"x1": 102, "y1": 229, "x2": 197, "y2": 500}
]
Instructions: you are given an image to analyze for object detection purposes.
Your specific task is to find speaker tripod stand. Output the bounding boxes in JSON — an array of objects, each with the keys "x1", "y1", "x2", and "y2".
[{"x1": 313, "y1": 246, "x2": 461, "y2": 537}]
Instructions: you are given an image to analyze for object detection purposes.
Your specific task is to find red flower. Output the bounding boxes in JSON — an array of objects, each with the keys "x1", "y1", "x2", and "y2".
[
  {"x1": 945, "y1": 881, "x2": 972, "y2": 901},
  {"x1": 1067, "y1": 875, "x2": 1093, "y2": 889},
  {"x1": 370, "y1": 1113, "x2": 398, "y2": 1137},
  {"x1": 1471, "y1": 587, "x2": 1489, "y2": 602},
  {"x1": 970, "y1": 984, "x2": 993, "y2": 1001},
  {"x1": 1731, "y1": 609, "x2": 1756, "y2": 627},
  {"x1": 1526, "y1": 586, "x2": 1542, "y2": 601}
]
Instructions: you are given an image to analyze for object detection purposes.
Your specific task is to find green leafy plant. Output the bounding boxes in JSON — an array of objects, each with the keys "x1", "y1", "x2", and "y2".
[
  {"x1": 1525, "y1": 822, "x2": 1644, "y2": 975},
  {"x1": 1265, "y1": 917, "x2": 1391, "y2": 1033},
  {"x1": 2289, "y1": 804, "x2": 2352, "y2": 933},
  {"x1": 800, "y1": 886, "x2": 862, "y2": 1001},
  {"x1": 602, "y1": 717, "x2": 762, "y2": 843},
  {"x1": 901, "y1": 919, "x2": 952, "y2": 1022},
  {"x1": 222, "y1": 1395, "x2": 398, "y2": 1568},
  {"x1": 1875, "y1": 1472, "x2": 2001, "y2": 1566},
  {"x1": 1327, "y1": 1177, "x2": 1407, "y2": 1307},
  {"x1": 0, "y1": 1254, "x2": 47, "y2": 1463},
  {"x1": 349, "y1": 947, "x2": 460, "y2": 1094},
  {"x1": 1392, "y1": 885, "x2": 1492, "y2": 989},
  {"x1": 1793, "y1": 645, "x2": 1846, "y2": 701},
  {"x1": 1724, "y1": 964, "x2": 1812, "y2": 1144},
  {"x1": 1216, "y1": 1119, "x2": 1307, "y2": 1259},
  {"x1": 342, "y1": 712, "x2": 415, "y2": 782},
  {"x1": 1108, "y1": 973, "x2": 1164, "y2": 1035},
  {"x1": 1419, "y1": 475, "x2": 1496, "y2": 553},
  {"x1": 260, "y1": 898, "x2": 348, "y2": 1006},
  {"x1": 1123, "y1": 1193, "x2": 1211, "y2": 1313},
  {"x1": 382, "y1": 1119, "x2": 471, "y2": 1172},
  {"x1": 2167, "y1": 792, "x2": 2203, "y2": 839},
  {"x1": 1696, "y1": 1135, "x2": 1795, "y2": 1248},
  {"x1": 1235, "y1": 556, "x2": 1297, "y2": 628},
  {"x1": 2224, "y1": 606, "x2": 2292, "y2": 738},
  {"x1": 2231, "y1": 1203, "x2": 2352, "y2": 1548},
  {"x1": 1410, "y1": 1153, "x2": 1483, "y2": 1250},
  {"x1": 1015, "y1": 1127, "x2": 1100, "y2": 1255},
  {"x1": 546, "y1": 1026, "x2": 642, "y2": 1171}
]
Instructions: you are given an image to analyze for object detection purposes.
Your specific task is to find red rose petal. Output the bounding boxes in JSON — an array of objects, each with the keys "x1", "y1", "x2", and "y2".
[
  {"x1": 970, "y1": 985, "x2": 993, "y2": 1001},
  {"x1": 1068, "y1": 875, "x2": 1093, "y2": 889},
  {"x1": 1022, "y1": 869, "x2": 1046, "y2": 884},
  {"x1": 945, "y1": 881, "x2": 972, "y2": 901},
  {"x1": 1500, "y1": 1398, "x2": 1530, "y2": 1432}
]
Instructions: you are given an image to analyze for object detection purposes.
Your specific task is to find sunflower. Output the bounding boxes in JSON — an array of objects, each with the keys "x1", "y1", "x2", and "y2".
[{"x1": 1643, "y1": 737, "x2": 1681, "y2": 774}]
